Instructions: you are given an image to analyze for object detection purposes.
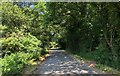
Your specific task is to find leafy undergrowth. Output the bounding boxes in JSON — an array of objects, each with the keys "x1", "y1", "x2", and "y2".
[
  {"x1": 67, "y1": 51, "x2": 120, "y2": 75},
  {"x1": 24, "y1": 54, "x2": 50, "y2": 74},
  {"x1": 0, "y1": 32, "x2": 50, "y2": 76}
]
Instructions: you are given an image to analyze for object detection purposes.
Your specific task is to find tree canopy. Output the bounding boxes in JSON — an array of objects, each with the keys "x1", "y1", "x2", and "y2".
[{"x1": 0, "y1": 2, "x2": 120, "y2": 75}]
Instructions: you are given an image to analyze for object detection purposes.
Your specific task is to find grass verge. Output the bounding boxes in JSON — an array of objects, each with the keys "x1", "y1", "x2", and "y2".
[{"x1": 66, "y1": 50, "x2": 120, "y2": 75}]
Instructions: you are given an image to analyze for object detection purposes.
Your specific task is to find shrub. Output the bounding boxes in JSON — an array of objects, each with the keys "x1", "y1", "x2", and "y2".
[
  {"x1": 1, "y1": 32, "x2": 45, "y2": 75},
  {"x1": 1, "y1": 32, "x2": 42, "y2": 59},
  {"x1": 1, "y1": 52, "x2": 31, "y2": 75},
  {"x1": 94, "y1": 43, "x2": 113, "y2": 66}
]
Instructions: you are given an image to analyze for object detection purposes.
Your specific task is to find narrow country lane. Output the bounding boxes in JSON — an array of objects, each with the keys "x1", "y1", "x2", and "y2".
[{"x1": 33, "y1": 50, "x2": 108, "y2": 75}]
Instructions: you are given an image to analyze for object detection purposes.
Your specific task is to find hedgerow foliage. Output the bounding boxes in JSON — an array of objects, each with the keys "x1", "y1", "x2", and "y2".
[{"x1": 0, "y1": 2, "x2": 48, "y2": 75}]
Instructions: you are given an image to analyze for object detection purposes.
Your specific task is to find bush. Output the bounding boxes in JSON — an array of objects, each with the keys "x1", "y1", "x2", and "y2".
[
  {"x1": 0, "y1": 32, "x2": 47, "y2": 75},
  {"x1": 93, "y1": 43, "x2": 118, "y2": 68},
  {"x1": 1, "y1": 52, "x2": 31, "y2": 75},
  {"x1": 1, "y1": 32, "x2": 42, "y2": 59},
  {"x1": 94, "y1": 43, "x2": 109, "y2": 62},
  {"x1": 1, "y1": 32, "x2": 44, "y2": 75}
]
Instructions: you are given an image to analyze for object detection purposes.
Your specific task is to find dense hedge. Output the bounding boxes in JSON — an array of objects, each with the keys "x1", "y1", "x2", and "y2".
[
  {"x1": 1, "y1": 32, "x2": 42, "y2": 58},
  {"x1": 0, "y1": 2, "x2": 49, "y2": 75},
  {"x1": 1, "y1": 52, "x2": 30, "y2": 75},
  {"x1": 1, "y1": 32, "x2": 42, "y2": 75}
]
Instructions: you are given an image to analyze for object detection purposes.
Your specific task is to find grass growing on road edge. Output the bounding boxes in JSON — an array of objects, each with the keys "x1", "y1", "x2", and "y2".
[{"x1": 66, "y1": 50, "x2": 120, "y2": 75}]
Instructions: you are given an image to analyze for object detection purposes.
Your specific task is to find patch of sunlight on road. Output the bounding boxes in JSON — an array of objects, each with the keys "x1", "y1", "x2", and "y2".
[{"x1": 34, "y1": 50, "x2": 105, "y2": 74}]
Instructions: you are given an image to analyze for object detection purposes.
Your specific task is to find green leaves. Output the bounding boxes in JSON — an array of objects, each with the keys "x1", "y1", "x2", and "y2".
[
  {"x1": 2, "y1": 3, "x2": 28, "y2": 27},
  {"x1": 1, "y1": 32, "x2": 42, "y2": 75},
  {"x1": 1, "y1": 2, "x2": 120, "y2": 74},
  {"x1": 1, "y1": 52, "x2": 31, "y2": 75},
  {"x1": 46, "y1": 2, "x2": 120, "y2": 70},
  {"x1": 1, "y1": 32, "x2": 42, "y2": 57},
  {"x1": 1, "y1": 2, "x2": 50, "y2": 75}
]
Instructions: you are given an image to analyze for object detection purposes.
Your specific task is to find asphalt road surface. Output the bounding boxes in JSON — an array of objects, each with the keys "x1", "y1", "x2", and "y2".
[{"x1": 33, "y1": 50, "x2": 107, "y2": 75}]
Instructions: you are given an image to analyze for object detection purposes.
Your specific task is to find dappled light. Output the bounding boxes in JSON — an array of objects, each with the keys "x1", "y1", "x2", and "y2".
[
  {"x1": 1, "y1": 2, "x2": 120, "y2": 75},
  {"x1": 34, "y1": 50, "x2": 103, "y2": 74}
]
